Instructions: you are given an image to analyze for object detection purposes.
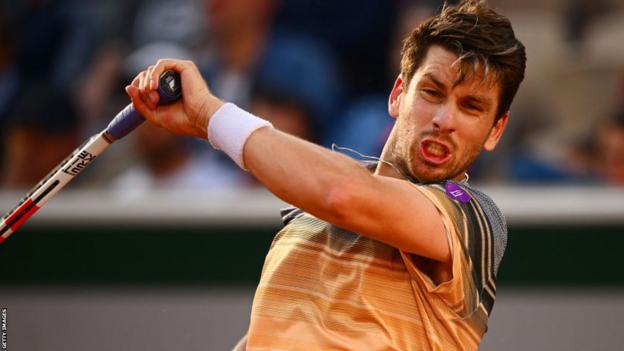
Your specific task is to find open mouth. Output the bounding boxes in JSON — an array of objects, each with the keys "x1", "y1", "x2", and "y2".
[{"x1": 419, "y1": 139, "x2": 451, "y2": 165}]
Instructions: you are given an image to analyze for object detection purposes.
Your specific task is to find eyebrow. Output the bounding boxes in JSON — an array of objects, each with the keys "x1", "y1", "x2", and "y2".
[
  {"x1": 421, "y1": 73, "x2": 447, "y2": 90},
  {"x1": 422, "y1": 72, "x2": 494, "y2": 110}
]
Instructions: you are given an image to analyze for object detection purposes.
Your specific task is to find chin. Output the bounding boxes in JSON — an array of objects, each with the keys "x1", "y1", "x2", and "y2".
[
  {"x1": 410, "y1": 154, "x2": 469, "y2": 183},
  {"x1": 408, "y1": 153, "x2": 454, "y2": 183},
  {"x1": 411, "y1": 167, "x2": 450, "y2": 183}
]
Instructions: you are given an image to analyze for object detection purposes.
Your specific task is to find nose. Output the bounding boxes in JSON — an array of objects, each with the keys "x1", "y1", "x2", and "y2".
[{"x1": 432, "y1": 105, "x2": 456, "y2": 133}]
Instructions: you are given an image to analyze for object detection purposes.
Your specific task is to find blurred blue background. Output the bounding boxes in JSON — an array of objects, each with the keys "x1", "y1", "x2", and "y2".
[{"x1": 0, "y1": 0, "x2": 624, "y2": 350}]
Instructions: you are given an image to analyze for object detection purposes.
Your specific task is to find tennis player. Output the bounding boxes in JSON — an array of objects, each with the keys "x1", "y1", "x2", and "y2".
[{"x1": 126, "y1": 1, "x2": 526, "y2": 349}]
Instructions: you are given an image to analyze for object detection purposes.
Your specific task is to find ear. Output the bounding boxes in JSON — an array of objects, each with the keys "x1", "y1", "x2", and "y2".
[
  {"x1": 388, "y1": 75, "x2": 404, "y2": 119},
  {"x1": 483, "y1": 111, "x2": 509, "y2": 151}
]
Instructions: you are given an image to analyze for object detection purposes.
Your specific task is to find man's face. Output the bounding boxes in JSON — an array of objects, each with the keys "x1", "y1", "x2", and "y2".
[{"x1": 387, "y1": 45, "x2": 509, "y2": 183}]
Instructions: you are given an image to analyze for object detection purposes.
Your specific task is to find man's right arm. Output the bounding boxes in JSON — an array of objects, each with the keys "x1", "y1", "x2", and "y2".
[{"x1": 126, "y1": 59, "x2": 452, "y2": 265}]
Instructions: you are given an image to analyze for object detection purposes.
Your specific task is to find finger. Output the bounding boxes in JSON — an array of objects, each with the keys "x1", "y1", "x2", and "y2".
[
  {"x1": 125, "y1": 85, "x2": 159, "y2": 125},
  {"x1": 138, "y1": 70, "x2": 149, "y2": 96},
  {"x1": 148, "y1": 64, "x2": 158, "y2": 90},
  {"x1": 150, "y1": 59, "x2": 194, "y2": 90},
  {"x1": 131, "y1": 73, "x2": 142, "y2": 88},
  {"x1": 129, "y1": 72, "x2": 149, "y2": 107},
  {"x1": 145, "y1": 65, "x2": 160, "y2": 107},
  {"x1": 138, "y1": 71, "x2": 155, "y2": 109}
]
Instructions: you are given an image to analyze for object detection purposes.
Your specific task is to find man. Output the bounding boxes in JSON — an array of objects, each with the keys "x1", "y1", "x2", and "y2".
[{"x1": 126, "y1": 1, "x2": 526, "y2": 349}]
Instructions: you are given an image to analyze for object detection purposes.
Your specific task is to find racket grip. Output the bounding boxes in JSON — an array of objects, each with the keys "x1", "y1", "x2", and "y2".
[{"x1": 106, "y1": 70, "x2": 182, "y2": 141}]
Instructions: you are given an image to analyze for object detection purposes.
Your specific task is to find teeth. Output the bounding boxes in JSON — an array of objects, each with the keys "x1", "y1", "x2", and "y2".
[{"x1": 426, "y1": 143, "x2": 446, "y2": 157}]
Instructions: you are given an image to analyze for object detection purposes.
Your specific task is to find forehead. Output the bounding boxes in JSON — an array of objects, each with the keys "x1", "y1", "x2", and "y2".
[{"x1": 412, "y1": 45, "x2": 501, "y2": 95}]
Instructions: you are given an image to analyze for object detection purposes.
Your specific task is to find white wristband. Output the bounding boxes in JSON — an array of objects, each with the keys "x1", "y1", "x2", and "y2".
[{"x1": 207, "y1": 103, "x2": 273, "y2": 170}]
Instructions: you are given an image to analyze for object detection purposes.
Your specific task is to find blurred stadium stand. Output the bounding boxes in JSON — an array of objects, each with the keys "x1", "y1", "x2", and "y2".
[{"x1": 1, "y1": 0, "x2": 624, "y2": 350}]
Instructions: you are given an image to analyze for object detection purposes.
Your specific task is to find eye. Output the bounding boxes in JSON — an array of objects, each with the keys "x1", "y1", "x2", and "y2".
[
  {"x1": 466, "y1": 103, "x2": 481, "y2": 111},
  {"x1": 462, "y1": 101, "x2": 484, "y2": 113},
  {"x1": 420, "y1": 88, "x2": 443, "y2": 101}
]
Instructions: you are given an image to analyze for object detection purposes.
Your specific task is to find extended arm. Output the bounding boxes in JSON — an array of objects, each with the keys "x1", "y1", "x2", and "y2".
[
  {"x1": 126, "y1": 60, "x2": 450, "y2": 263},
  {"x1": 245, "y1": 127, "x2": 450, "y2": 262}
]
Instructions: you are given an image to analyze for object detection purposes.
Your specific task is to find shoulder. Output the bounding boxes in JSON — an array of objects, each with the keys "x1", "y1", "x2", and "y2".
[
  {"x1": 416, "y1": 182, "x2": 506, "y2": 232},
  {"x1": 415, "y1": 181, "x2": 508, "y2": 274},
  {"x1": 461, "y1": 184, "x2": 508, "y2": 274}
]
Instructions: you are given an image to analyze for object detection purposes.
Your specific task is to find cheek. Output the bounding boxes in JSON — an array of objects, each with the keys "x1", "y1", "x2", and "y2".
[
  {"x1": 460, "y1": 118, "x2": 493, "y2": 145},
  {"x1": 399, "y1": 105, "x2": 433, "y2": 133}
]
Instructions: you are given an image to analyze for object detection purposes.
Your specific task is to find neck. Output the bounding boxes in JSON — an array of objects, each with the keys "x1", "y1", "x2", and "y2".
[{"x1": 374, "y1": 132, "x2": 410, "y2": 180}]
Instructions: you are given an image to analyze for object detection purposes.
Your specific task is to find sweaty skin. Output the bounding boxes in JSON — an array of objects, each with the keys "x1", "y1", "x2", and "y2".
[{"x1": 125, "y1": 45, "x2": 509, "y2": 265}]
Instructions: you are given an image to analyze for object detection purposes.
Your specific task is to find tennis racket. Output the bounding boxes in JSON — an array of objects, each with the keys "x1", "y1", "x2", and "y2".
[{"x1": 0, "y1": 70, "x2": 182, "y2": 245}]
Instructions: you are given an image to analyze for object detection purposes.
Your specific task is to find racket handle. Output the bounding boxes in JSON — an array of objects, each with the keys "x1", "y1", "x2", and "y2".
[{"x1": 106, "y1": 70, "x2": 182, "y2": 141}]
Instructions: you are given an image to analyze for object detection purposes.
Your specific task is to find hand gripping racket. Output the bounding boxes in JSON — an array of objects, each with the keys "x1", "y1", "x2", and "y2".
[{"x1": 0, "y1": 70, "x2": 182, "y2": 245}]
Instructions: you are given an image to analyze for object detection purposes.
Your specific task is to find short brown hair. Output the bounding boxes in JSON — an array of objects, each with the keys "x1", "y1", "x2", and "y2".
[{"x1": 400, "y1": 0, "x2": 526, "y2": 120}]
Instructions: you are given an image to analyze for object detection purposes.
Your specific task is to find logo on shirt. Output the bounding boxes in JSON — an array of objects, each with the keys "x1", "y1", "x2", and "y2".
[{"x1": 444, "y1": 182, "x2": 471, "y2": 203}]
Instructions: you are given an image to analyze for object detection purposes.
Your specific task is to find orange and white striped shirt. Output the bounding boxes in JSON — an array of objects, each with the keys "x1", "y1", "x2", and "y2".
[{"x1": 246, "y1": 181, "x2": 506, "y2": 350}]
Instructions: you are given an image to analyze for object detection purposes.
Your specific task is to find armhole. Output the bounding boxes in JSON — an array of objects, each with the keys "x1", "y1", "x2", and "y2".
[{"x1": 400, "y1": 184, "x2": 472, "y2": 312}]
